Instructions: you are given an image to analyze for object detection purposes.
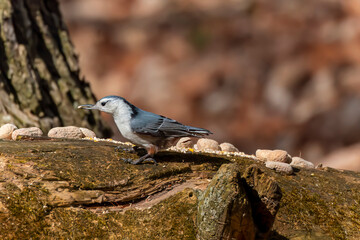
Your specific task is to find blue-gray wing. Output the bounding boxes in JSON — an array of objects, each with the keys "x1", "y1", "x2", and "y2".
[{"x1": 130, "y1": 110, "x2": 212, "y2": 138}]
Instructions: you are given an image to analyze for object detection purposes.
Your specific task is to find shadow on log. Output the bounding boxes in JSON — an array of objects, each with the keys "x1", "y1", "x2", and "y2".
[{"x1": 242, "y1": 165, "x2": 282, "y2": 239}]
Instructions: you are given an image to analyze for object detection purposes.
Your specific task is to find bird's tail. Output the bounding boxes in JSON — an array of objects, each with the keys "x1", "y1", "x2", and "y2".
[{"x1": 187, "y1": 126, "x2": 213, "y2": 137}]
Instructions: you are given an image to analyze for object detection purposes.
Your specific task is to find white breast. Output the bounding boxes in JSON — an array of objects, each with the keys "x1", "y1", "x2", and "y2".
[{"x1": 113, "y1": 105, "x2": 152, "y2": 148}]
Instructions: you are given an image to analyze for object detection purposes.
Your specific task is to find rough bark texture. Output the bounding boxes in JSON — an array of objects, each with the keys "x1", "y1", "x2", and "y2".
[
  {"x1": 197, "y1": 163, "x2": 257, "y2": 240},
  {"x1": 0, "y1": 139, "x2": 359, "y2": 239},
  {"x1": 243, "y1": 165, "x2": 282, "y2": 239},
  {"x1": 0, "y1": 0, "x2": 109, "y2": 136}
]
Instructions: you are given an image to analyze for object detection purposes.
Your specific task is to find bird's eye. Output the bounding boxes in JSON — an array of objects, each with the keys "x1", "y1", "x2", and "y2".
[{"x1": 101, "y1": 101, "x2": 107, "y2": 106}]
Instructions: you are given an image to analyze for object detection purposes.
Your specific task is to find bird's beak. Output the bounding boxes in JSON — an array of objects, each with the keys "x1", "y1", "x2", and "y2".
[{"x1": 78, "y1": 104, "x2": 97, "y2": 110}]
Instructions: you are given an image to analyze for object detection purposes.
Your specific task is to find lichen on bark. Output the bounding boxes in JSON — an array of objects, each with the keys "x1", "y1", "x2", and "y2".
[
  {"x1": 197, "y1": 163, "x2": 256, "y2": 240},
  {"x1": 0, "y1": 0, "x2": 109, "y2": 136},
  {"x1": 0, "y1": 139, "x2": 359, "y2": 239}
]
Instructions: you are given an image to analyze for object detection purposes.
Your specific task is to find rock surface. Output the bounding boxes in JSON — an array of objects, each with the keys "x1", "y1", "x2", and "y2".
[
  {"x1": 291, "y1": 157, "x2": 315, "y2": 169},
  {"x1": 265, "y1": 161, "x2": 293, "y2": 175},
  {"x1": 0, "y1": 124, "x2": 17, "y2": 139},
  {"x1": 196, "y1": 138, "x2": 220, "y2": 151},
  {"x1": 79, "y1": 127, "x2": 96, "y2": 138},
  {"x1": 48, "y1": 126, "x2": 84, "y2": 139},
  {"x1": 12, "y1": 127, "x2": 43, "y2": 140},
  {"x1": 219, "y1": 142, "x2": 239, "y2": 152},
  {"x1": 176, "y1": 137, "x2": 194, "y2": 148},
  {"x1": 256, "y1": 149, "x2": 292, "y2": 163}
]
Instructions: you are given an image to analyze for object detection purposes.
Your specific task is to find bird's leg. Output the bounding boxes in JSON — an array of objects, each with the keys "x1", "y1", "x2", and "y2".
[{"x1": 124, "y1": 145, "x2": 158, "y2": 165}]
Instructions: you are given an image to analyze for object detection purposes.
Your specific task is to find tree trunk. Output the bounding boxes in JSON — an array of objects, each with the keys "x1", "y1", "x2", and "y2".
[{"x1": 0, "y1": 0, "x2": 109, "y2": 136}]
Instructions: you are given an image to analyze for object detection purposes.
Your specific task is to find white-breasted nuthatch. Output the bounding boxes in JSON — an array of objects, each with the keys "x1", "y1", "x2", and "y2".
[{"x1": 78, "y1": 95, "x2": 212, "y2": 164}]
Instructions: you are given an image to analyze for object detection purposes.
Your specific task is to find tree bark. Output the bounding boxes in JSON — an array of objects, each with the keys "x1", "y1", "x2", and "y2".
[
  {"x1": 0, "y1": 139, "x2": 358, "y2": 239},
  {"x1": 0, "y1": 0, "x2": 109, "y2": 136}
]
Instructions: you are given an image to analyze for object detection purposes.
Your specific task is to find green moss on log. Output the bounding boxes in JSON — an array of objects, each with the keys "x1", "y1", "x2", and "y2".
[
  {"x1": 263, "y1": 166, "x2": 360, "y2": 239},
  {"x1": 0, "y1": 186, "x2": 197, "y2": 239},
  {"x1": 197, "y1": 163, "x2": 256, "y2": 240},
  {"x1": 0, "y1": 184, "x2": 51, "y2": 239},
  {"x1": 0, "y1": 139, "x2": 359, "y2": 239}
]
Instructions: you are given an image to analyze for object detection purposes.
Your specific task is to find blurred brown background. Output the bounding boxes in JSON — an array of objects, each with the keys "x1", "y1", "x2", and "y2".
[{"x1": 59, "y1": 0, "x2": 360, "y2": 170}]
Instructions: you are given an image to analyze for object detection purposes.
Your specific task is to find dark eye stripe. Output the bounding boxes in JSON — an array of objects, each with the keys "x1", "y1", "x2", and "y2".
[{"x1": 101, "y1": 101, "x2": 109, "y2": 106}]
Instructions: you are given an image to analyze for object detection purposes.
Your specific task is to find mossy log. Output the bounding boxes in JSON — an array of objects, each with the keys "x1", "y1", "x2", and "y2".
[
  {"x1": 0, "y1": 0, "x2": 108, "y2": 136},
  {"x1": 0, "y1": 139, "x2": 359, "y2": 239},
  {"x1": 197, "y1": 163, "x2": 257, "y2": 240}
]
